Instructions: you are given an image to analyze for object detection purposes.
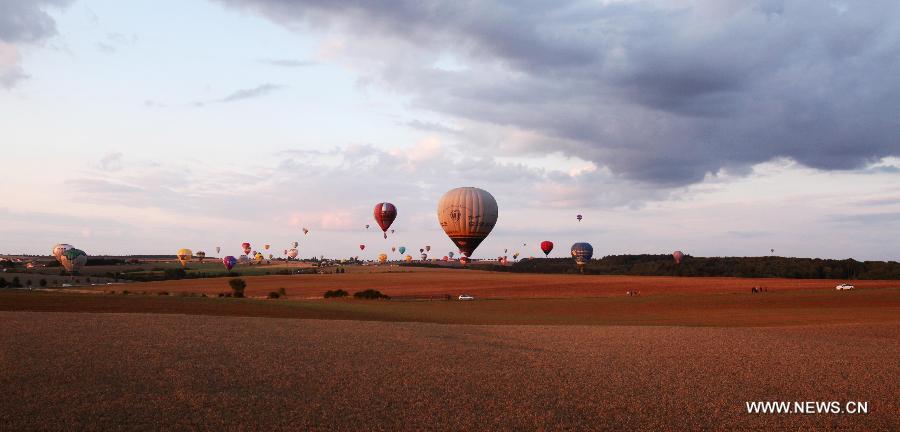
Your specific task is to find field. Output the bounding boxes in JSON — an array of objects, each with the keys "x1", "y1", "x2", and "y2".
[{"x1": 2, "y1": 268, "x2": 898, "y2": 430}]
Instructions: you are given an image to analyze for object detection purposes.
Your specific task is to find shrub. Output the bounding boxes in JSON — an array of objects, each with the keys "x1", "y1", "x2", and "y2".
[
  {"x1": 163, "y1": 268, "x2": 187, "y2": 280},
  {"x1": 158, "y1": 291, "x2": 169, "y2": 296},
  {"x1": 228, "y1": 278, "x2": 246, "y2": 298},
  {"x1": 25, "y1": 279, "x2": 32, "y2": 287},
  {"x1": 267, "y1": 292, "x2": 280, "y2": 299},
  {"x1": 122, "y1": 290, "x2": 130, "y2": 295},
  {"x1": 39, "y1": 279, "x2": 47, "y2": 287},
  {"x1": 324, "y1": 289, "x2": 349, "y2": 298},
  {"x1": 353, "y1": 289, "x2": 390, "y2": 300},
  {"x1": 11, "y1": 277, "x2": 22, "y2": 288},
  {"x1": 0, "y1": 278, "x2": 7, "y2": 288},
  {"x1": 278, "y1": 287, "x2": 286, "y2": 296}
]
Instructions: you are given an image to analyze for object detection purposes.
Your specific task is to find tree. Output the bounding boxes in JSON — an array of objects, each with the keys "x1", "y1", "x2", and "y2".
[
  {"x1": 228, "y1": 278, "x2": 246, "y2": 298},
  {"x1": 39, "y1": 279, "x2": 47, "y2": 287}
]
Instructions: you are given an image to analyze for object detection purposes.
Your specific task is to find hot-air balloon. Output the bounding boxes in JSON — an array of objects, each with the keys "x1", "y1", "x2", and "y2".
[
  {"x1": 223, "y1": 256, "x2": 237, "y2": 271},
  {"x1": 405, "y1": 255, "x2": 413, "y2": 262},
  {"x1": 540, "y1": 241, "x2": 554, "y2": 257},
  {"x1": 771, "y1": 248, "x2": 775, "y2": 254},
  {"x1": 292, "y1": 241, "x2": 299, "y2": 248},
  {"x1": 576, "y1": 214, "x2": 583, "y2": 222},
  {"x1": 398, "y1": 246, "x2": 406, "y2": 255},
  {"x1": 513, "y1": 252, "x2": 520, "y2": 260},
  {"x1": 459, "y1": 256, "x2": 470, "y2": 265},
  {"x1": 442, "y1": 256, "x2": 449, "y2": 261},
  {"x1": 216, "y1": 246, "x2": 221, "y2": 254},
  {"x1": 255, "y1": 252, "x2": 265, "y2": 264},
  {"x1": 303, "y1": 228, "x2": 309, "y2": 235},
  {"x1": 287, "y1": 248, "x2": 299, "y2": 259},
  {"x1": 421, "y1": 253, "x2": 428, "y2": 261},
  {"x1": 176, "y1": 248, "x2": 192, "y2": 268},
  {"x1": 264, "y1": 244, "x2": 270, "y2": 250},
  {"x1": 373, "y1": 202, "x2": 397, "y2": 239},
  {"x1": 425, "y1": 245, "x2": 431, "y2": 252},
  {"x1": 359, "y1": 244, "x2": 366, "y2": 251},
  {"x1": 268, "y1": 254, "x2": 273, "y2": 260},
  {"x1": 239, "y1": 254, "x2": 249, "y2": 264},
  {"x1": 52, "y1": 244, "x2": 74, "y2": 265},
  {"x1": 59, "y1": 248, "x2": 88, "y2": 273},
  {"x1": 391, "y1": 247, "x2": 396, "y2": 253},
  {"x1": 437, "y1": 187, "x2": 498, "y2": 259},
  {"x1": 365, "y1": 224, "x2": 370, "y2": 230},
  {"x1": 196, "y1": 251, "x2": 206, "y2": 263},
  {"x1": 673, "y1": 250, "x2": 684, "y2": 264},
  {"x1": 500, "y1": 256, "x2": 508, "y2": 265},
  {"x1": 571, "y1": 242, "x2": 593, "y2": 273},
  {"x1": 504, "y1": 248, "x2": 508, "y2": 254},
  {"x1": 390, "y1": 229, "x2": 395, "y2": 234},
  {"x1": 378, "y1": 253, "x2": 388, "y2": 263},
  {"x1": 242, "y1": 243, "x2": 252, "y2": 255},
  {"x1": 448, "y1": 251, "x2": 455, "y2": 259},
  {"x1": 419, "y1": 248, "x2": 424, "y2": 254}
]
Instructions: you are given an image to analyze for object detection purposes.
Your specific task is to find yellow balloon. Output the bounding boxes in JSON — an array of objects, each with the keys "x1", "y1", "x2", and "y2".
[
  {"x1": 437, "y1": 187, "x2": 498, "y2": 258},
  {"x1": 378, "y1": 253, "x2": 388, "y2": 263},
  {"x1": 404, "y1": 255, "x2": 413, "y2": 262},
  {"x1": 176, "y1": 248, "x2": 192, "y2": 268}
]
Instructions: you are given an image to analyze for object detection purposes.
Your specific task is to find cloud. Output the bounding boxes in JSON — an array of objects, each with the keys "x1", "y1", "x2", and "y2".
[
  {"x1": 215, "y1": 0, "x2": 900, "y2": 186},
  {"x1": 0, "y1": 0, "x2": 73, "y2": 88},
  {"x1": 219, "y1": 83, "x2": 284, "y2": 102},
  {"x1": 259, "y1": 58, "x2": 315, "y2": 67}
]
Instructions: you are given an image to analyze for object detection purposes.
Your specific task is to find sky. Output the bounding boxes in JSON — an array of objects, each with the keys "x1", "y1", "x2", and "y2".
[{"x1": 1, "y1": 0, "x2": 899, "y2": 261}]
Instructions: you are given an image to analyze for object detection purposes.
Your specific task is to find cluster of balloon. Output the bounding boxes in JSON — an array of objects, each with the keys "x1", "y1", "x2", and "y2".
[
  {"x1": 405, "y1": 255, "x2": 413, "y2": 262},
  {"x1": 242, "y1": 242, "x2": 252, "y2": 255},
  {"x1": 222, "y1": 256, "x2": 237, "y2": 271},
  {"x1": 540, "y1": 241, "x2": 554, "y2": 257},
  {"x1": 373, "y1": 202, "x2": 397, "y2": 239},
  {"x1": 571, "y1": 242, "x2": 594, "y2": 273},
  {"x1": 437, "y1": 187, "x2": 498, "y2": 261},
  {"x1": 378, "y1": 253, "x2": 388, "y2": 263},
  {"x1": 176, "y1": 248, "x2": 192, "y2": 268},
  {"x1": 196, "y1": 251, "x2": 206, "y2": 263},
  {"x1": 398, "y1": 246, "x2": 406, "y2": 255},
  {"x1": 239, "y1": 255, "x2": 249, "y2": 264},
  {"x1": 287, "y1": 248, "x2": 299, "y2": 259},
  {"x1": 673, "y1": 250, "x2": 684, "y2": 264},
  {"x1": 53, "y1": 244, "x2": 87, "y2": 273}
]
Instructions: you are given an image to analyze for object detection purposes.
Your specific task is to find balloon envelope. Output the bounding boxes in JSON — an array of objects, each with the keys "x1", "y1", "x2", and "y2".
[
  {"x1": 404, "y1": 255, "x2": 413, "y2": 262},
  {"x1": 437, "y1": 187, "x2": 498, "y2": 258},
  {"x1": 287, "y1": 248, "x2": 299, "y2": 259},
  {"x1": 359, "y1": 244, "x2": 366, "y2": 251},
  {"x1": 673, "y1": 250, "x2": 684, "y2": 264},
  {"x1": 222, "y1": 256, "x2": 237, "y2": 271},
  {"x1": 241, "y1": 242, "x2": 251, "y2": 255},
  {"x1": 576, "y1": 214, "x2": 583, "y2": 222},
  {"x1": 176, "y1": 248, "x2": 192, "y2": 268},
  {"x1": 570, "y1": 243, "x2": 593, "y2": 266},
  {"x1": 52, "y1": 244, "x2": 74, "y2": 266},
  {"x1": 398, "y1": 246, "x2": 406, "y2": 255},
  {"x1": 540, "y1": 241, "x2": 554, "y2": 257},
  {"x1": 196, "y1": 251, "x2": 206, "y2": 263},
  {"x1": 373, "y1": 202, "x2": 397, "y2": 238},
  {"x1": 378, "y1": 253, "x2": 388, "y2": 263},
  {"x1": 59, "y1": 248, "x2": 87, "y2": 273}
]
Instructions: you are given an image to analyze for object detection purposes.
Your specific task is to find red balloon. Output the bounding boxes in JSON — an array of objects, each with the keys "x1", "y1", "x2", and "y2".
[
  {"x1": 540, "y1": 241, "x2": 554, "y2": 257},
  {"x1": 373, "y1": 202, "x2": 397, "y2": 239},
  {"x1": 673, "y1": 250, "x2": 684, "y2": 264},
  {"x1": 359, "y1": 244, "x2": 366, "y2": 251}
]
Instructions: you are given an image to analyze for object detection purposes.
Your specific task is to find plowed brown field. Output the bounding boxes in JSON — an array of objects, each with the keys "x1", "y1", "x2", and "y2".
[{"x1": 81, "y1": 267, "x2": 900, "y2": 299}]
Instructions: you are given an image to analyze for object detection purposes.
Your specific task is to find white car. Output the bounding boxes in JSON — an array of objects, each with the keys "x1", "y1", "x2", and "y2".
[
  {"x1": 458, "y1": 294, "x2": 475, "y2": 301},
  {"x1": 836, "y1": 283, "x2": 854, "y2": 290}
]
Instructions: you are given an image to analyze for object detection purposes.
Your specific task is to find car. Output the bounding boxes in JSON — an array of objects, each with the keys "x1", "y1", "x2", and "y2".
[
  {"x1": 836, "y1": 283, "x2": 854, "y2": 290},
  {"x1": 458, "y1": 294, "x2": 475, "y2": 301}
]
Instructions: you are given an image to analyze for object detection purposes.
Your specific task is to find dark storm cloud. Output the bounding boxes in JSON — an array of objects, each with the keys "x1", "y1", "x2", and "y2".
[{"x1": 215, "y1": 0, "x2": 900, "y2": 185}]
